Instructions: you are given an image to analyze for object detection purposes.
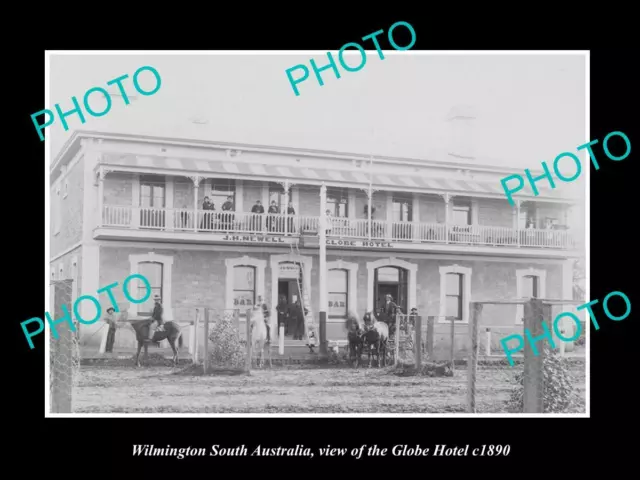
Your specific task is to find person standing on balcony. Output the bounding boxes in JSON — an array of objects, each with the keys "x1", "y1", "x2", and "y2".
[
  {"x1": 325, "y1": 209, "x2": 333, "y2": 235},
  {"x1": 287, "y1": 201, "x2": 296, "y2": 234},
  {"x1": 200, "y1": 196, "x2": 215, "y2": 230},
  {"x1": 221, "y1": 195, "x2": 234, "y2": 230},
  {"x1": 268, "y1": 200, "x2": 279, "y2": 232},
  {"x1": 251, "y1": 200, "x2": 264, "y2": 232}
]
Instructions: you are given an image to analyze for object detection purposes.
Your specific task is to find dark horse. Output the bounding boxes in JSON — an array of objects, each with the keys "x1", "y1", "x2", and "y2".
[
  {"x1": 130, "y1": 320, "x2": 183, "y2": 367},
  {"x1": 345, "y1": 315, "x2": 363, "y2": 368}
]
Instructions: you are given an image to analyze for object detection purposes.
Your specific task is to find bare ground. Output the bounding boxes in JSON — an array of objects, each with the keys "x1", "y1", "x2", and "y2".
[{"x1": 73, "y1": 363, "x2": 586, "y2": 414}]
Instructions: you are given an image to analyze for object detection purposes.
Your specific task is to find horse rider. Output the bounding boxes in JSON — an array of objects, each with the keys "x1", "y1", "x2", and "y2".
[
  {"x1": 256, "y1": 295, "x2": 271, "y2": 343},
  {"x1": 148, "y1": 294, "x2": 165, "y2": 341}
]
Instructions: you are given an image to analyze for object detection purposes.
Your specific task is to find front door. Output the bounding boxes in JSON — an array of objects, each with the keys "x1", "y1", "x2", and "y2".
[{"x1": 374, "y1": 266, "x2": 409, "y2": 318}]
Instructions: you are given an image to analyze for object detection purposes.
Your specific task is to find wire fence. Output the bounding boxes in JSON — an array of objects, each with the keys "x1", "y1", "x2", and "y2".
[
  {"x1": 49, "y1": 279, "x2": 80, "y2": 413},
  {"x1": 394, "y1": 300, "x2": 586, "y2": 414}
]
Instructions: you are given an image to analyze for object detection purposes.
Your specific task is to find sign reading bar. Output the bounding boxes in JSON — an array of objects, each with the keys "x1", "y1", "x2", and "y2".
[
  {"x1": 220, "y1": 234, "x2": 288, "y2": 243},
  {"x1": 326, "y1": 239, "x2": 394, "y2": 248}
]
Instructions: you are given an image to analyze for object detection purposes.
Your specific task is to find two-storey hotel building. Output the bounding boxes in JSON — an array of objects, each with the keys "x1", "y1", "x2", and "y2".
[{"x1": 49, "y1": 130, "x2": 583, "y2": 351}]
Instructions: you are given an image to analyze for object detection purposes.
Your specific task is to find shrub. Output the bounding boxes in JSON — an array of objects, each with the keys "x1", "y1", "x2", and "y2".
[
  {"x1": 208, "y1": 311, "x2": 245, "y2": 368},
  {"x1": 506, "y1": 344, "x2": 580, "y2": 413}
]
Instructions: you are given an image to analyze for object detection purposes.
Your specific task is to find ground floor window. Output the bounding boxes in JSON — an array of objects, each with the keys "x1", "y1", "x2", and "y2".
[
  {"x1": 516, "y1": 268, "x2": 547, "y2": 323},
  {"x1": 233, "y1": 265, "x2": 256, "y2": 308},
  {"x1": 438, "y1": 265, "x2": 472, "y2": 323},
  {"x1": 138, "y1": 261, "x2": 163, "y2": 316},
  {"x1": 328, "y1": 269, "x2": 348, "y2": 318},
  {"x1": 445, "y1": 272, "x2": 463, "y2": 320}
]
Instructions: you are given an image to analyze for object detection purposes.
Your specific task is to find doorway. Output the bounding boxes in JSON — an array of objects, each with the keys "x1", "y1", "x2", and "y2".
[
  {"x1": 277, "y1": 262, "x2": 304, "y2": 339},
  {"x1": 374, "y1": 266, "x2": 408, "y2": 317}
]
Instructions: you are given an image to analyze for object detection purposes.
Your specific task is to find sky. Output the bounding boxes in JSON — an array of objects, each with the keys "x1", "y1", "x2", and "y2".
[{"x1": 48, "y1": 52, "x2": 586, "y2": 172}]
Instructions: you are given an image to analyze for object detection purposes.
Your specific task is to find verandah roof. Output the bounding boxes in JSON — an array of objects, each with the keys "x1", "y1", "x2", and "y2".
[{"x1": 99, "y1": 154, "x2": 574, "y2": 202}]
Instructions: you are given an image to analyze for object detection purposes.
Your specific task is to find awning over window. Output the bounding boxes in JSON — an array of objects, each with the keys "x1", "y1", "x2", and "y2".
[{"x1": 100, "y1": 154, "x2": 571, "y2": 200}]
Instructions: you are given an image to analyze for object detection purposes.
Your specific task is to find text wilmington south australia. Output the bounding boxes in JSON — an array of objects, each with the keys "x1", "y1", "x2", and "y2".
[{"x1": 133, "y1": 445, "x2": 315, "y2": 459}]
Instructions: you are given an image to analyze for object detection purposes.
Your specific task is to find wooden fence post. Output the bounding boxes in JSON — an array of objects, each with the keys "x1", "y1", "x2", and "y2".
[
  {"x1": 245, "y1": 309, "x2": 252, "y2": 375},
  {"x1": 203, "y1": 308, "x2": 210, "y2": 374},
  {"x1": 426, "y1": 316, "x2": 434, "y2": 360},
  {"x1": 523, "y1": 299, "x2": 547, "y2": 413},
  {"x1": 394, "y1": 313, "x2": 400, "y2": 366},
  {"x1": 193, "y1": 308, "x2": 200, "y2": 364},
  {"x1": 467, "y1": 303, "x2": 482, "y2": 413},
  {"x1": 414, "y1": 315, "x2": 422, "y2": 370}
]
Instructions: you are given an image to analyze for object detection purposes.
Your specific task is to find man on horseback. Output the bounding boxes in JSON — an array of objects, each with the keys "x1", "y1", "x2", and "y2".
[{"x1": 148, "y1": 294, "x2": 164, "y2": 341}]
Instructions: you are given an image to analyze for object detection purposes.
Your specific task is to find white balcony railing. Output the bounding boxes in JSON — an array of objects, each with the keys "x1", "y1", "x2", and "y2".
[{"x1": 100, "y1": 205, "x2": 577, "y2": 249}]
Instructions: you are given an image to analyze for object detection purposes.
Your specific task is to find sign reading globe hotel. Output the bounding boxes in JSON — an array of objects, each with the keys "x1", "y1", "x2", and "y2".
[{"x1": 218, "y1": 234, "x2": 394, "y2": 249}]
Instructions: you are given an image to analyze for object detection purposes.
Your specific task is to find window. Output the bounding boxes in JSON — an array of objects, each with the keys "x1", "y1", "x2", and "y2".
[
  {"x1": 140, "y1": 175, "x2": 166, "y2": 208},
  {"x1": 140, "y1": 175, "x2": 166, "y2": 228},
  {"x1": 445, "y1": 273, "x2": 463, "y2": 320},
  {"x1": 268, "y1": 183, "x2": 291, "y2": 210},
  {"x1": 233, "y1": 266, "x2": 256, "y2": 308},
  {"x1": 58, "y1": 263, "x2": 64, "y2": 280},
  {"x1": 53, "y1": 185, "x2": 61, "y2": 234},
  {"x1": 438, "y1": 265, "x2": 472, "y2": 323},
  {"x1": 210, "y1": 179, "x2": 235, "y2": 209},
  {"x1": 522, "y1": 275, "x2": 539, "y2": 299},
  {"x1": 392, "y1": 194, "x2": 413, "y2": 222},
  {"x1": 327, "y1": 187, "x2": 348, "y2": 218},
  {"x1": 452, "y1": 199, "x2": 471, "y2": 226},
  {"x1": 328, "y1": 269, "x2": 348, "y2": 318},
  {"x1": 138, "y1": 261, "x2": 163, "y2": 316},
  {"x1": 516, "y1": 268, "x2": 547, "y2": 324}
]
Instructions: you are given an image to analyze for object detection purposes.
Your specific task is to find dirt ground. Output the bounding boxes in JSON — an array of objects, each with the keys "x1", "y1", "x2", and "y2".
[{"x1": 73, "y1": 363, "x2": 586, "y2": 414}]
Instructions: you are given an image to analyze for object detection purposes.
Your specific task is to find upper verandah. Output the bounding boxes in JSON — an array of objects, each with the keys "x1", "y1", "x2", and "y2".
[{"x1": 50, "y1": 130, "x2": 581, "y2": 204}]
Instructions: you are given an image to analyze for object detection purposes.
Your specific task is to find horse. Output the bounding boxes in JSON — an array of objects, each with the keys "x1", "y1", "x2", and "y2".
[
  {"x1": 250, "y1": 306, "x2": 272, "y2": 368},
  {"x1": 345, "y1": 314, "x2": 363, "y2": 367},
  {"x1": 363, "y1": 311, "x2": 389, "y2": 367},
  {"x1": 130, "y1": 319, "x2": 183, "y2": 368}
]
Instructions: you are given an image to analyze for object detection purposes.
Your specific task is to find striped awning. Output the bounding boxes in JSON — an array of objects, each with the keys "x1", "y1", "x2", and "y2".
[{"x1": 100, "y1": 154, "x2": 569, "y2": 200}]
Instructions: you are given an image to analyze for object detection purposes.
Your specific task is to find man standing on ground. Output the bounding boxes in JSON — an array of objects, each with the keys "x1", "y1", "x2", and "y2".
[
  {"x1": 104, "y1": 307, "x2": 117, "y2": 353},
  {"x1": 256, "y1": 295, "x2": 271, "y2": 343}
]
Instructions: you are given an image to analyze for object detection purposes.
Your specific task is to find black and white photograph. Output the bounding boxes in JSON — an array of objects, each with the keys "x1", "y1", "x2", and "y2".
[{"x1": 46, "y1": 51, "x2": 588, "y2": 416}]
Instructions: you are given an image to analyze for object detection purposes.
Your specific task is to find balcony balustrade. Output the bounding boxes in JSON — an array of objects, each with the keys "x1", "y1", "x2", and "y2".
[{"x1": 100, "y1": 205, "x2": 576, "y2": 250}]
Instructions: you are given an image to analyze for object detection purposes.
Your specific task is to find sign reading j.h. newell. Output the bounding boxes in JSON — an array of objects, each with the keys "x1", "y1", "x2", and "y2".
[
  {"x1": 219, "y1": 234, "x2": 293, "y2": 244},
  {"x1": 326, "y1": 239, "x2": 393, "y2": 248}
]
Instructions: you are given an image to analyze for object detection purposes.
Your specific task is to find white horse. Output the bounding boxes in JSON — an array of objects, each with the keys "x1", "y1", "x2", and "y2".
[
  {"x1": 363, "y1": 311, "x2": 390, "y2": 367},
  {"x1": 250, "y1": 305, "x2": 273, "y2": 368}
]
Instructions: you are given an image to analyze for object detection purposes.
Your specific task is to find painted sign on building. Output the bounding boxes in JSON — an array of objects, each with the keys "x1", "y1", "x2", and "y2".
[
  {"x1": 279, "y1": 263, "x2": 301, "y2": 279},
  {"x1": 220, "y1": 234, "x2": 292, "y2": 244},
  {"x1": 326, "y1": 239, "x2": 393, "y2": 248}
]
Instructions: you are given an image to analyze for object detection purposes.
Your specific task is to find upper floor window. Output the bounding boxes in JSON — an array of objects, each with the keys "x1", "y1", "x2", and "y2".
[
  {"x1": 140, "y1": 175, "x2": 166, "y2": 209},
  {"x1": 327, "y1": 187, "x2": 348, "y2": 218},
  {"x1": 452, "y1": 198, "x2": 471, "y2": 226},
  {"x1": 268, "y1": 183, "x2": 291, "y2": 211},
  {"x1": 392, "y1": 194, "x2": 413, "y2": 222},
  {"x1": 211, "y1": 179, "x2": 235, "y2": 210}
]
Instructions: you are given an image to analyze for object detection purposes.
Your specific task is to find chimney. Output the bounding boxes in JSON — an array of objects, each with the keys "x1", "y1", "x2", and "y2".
[{"x1": 446, "y1": 105, "x2": 476, "y2": 160}]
